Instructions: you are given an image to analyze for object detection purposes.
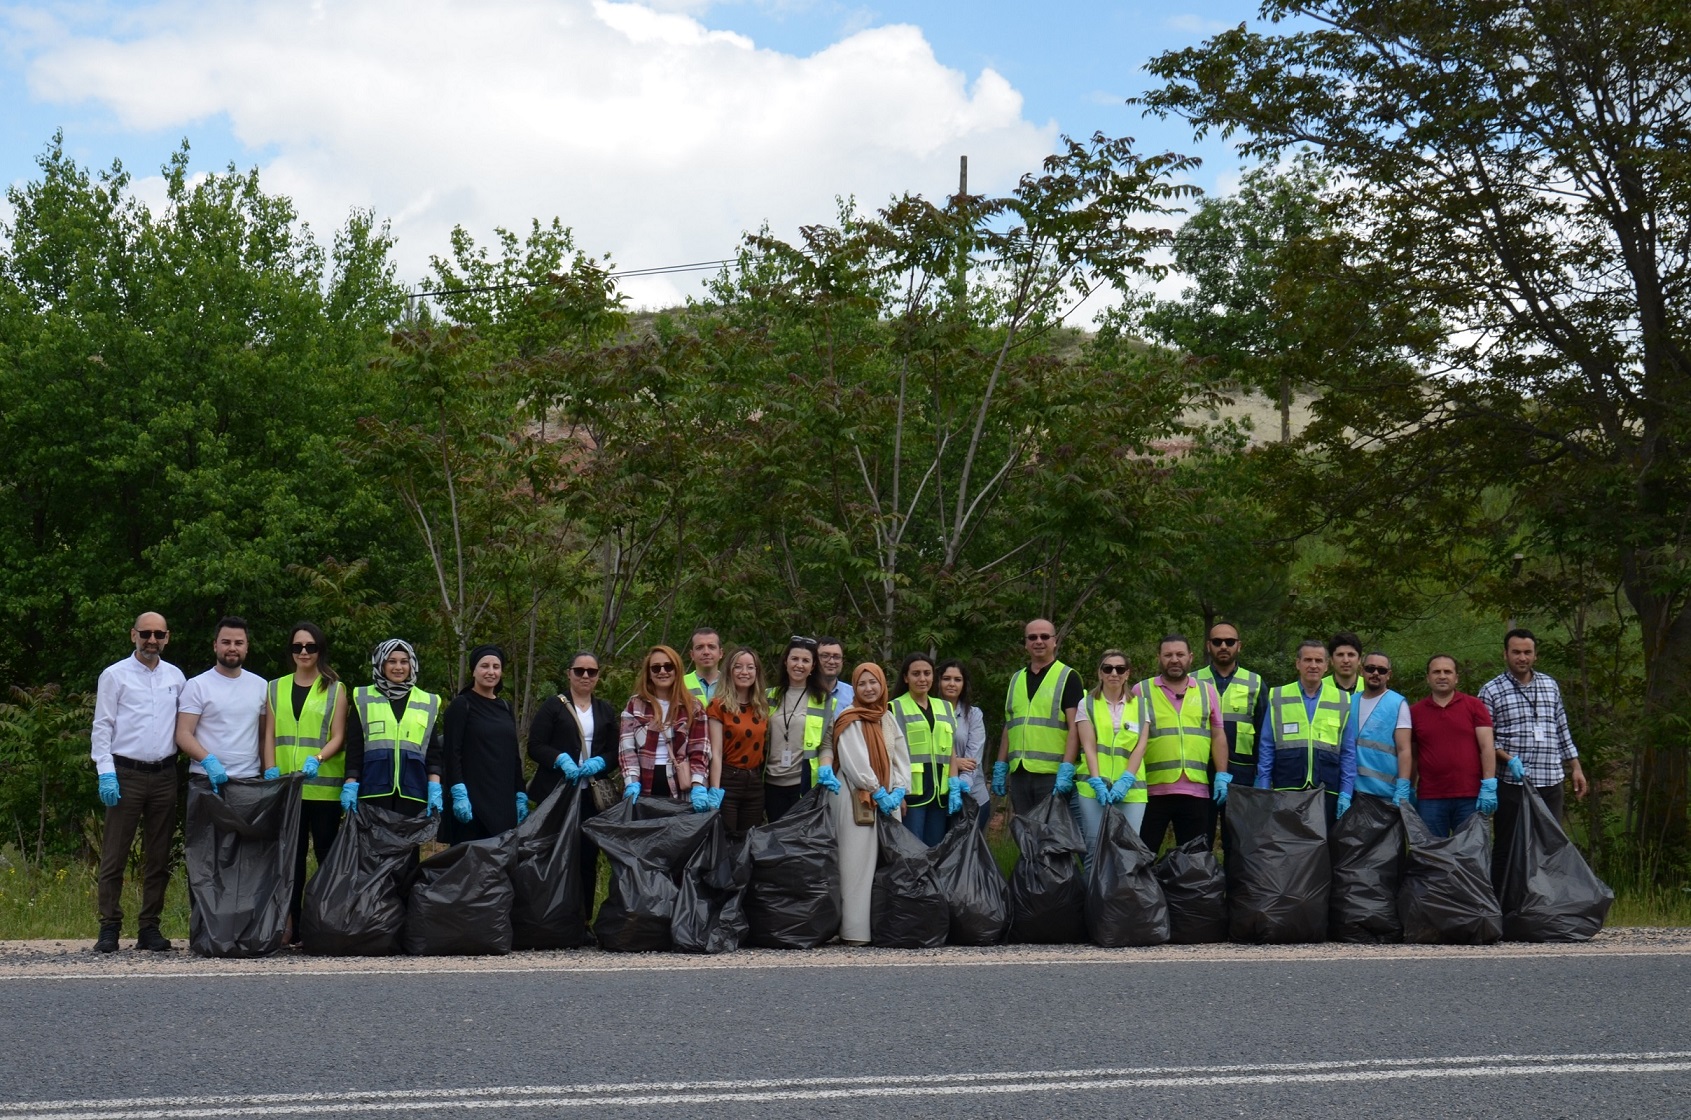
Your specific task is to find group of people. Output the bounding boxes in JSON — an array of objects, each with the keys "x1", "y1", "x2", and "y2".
[{"x1": 88, "y1": 612, "x2": 1587, "y2": 952}]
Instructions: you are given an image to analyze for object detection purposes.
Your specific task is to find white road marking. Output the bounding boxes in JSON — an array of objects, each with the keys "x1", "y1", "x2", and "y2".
[{"x1": 4, "y1": 1052, "x2": 1689, "y2": 1118}]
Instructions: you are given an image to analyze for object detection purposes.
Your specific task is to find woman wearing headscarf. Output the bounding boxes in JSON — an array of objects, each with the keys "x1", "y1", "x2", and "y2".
[
  {"x1": 619, "y1": 644, "x2": 710, "y2": 805},
  {"x1": 341, "y1": 638, "x2": 444, "y2": 817},
  {"x1": 440, "y1": 644, "x2": 528, "y2": 842},
  {"x1": 528, "y1": 650, "x2": 618, "y2": 912},
  {"x1": 826, "y1": 662, "x2": 911, "y2": 945}
]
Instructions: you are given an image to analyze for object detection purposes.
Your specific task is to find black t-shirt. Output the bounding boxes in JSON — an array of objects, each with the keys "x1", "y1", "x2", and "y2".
[
  {"x1": 291, "y1": 682, "x2": 312, "y2": 722},
  {"x1": 1023, "y1": 662, "x2": 1084, "y2": 715}
]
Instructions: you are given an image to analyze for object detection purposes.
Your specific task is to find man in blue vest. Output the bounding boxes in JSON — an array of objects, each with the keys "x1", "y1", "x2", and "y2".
[
  {"x1": 1255, "y1": 639, "x2": 1359, "y2": 824},
  {"x1": 1353, "y1": 652, "x2": 1413, "y2": 805}
]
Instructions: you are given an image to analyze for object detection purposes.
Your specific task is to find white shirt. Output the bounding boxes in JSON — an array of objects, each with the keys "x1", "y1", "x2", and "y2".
[
  {"x1": 179, "y1": 668, "x2": 268, "y2": 778},
  {"x1": 1359, "y1": 692, "x2": 1414, "y2": 731},
  {"x1": 91, "y1": 654, "x2": 187, "y2": 774},
  {"x1": 654, "y1": 698, "x2": 672, "y2": 766},
  {"x1": 573, "y1": 700, "x2": 596, "y2": 761}
]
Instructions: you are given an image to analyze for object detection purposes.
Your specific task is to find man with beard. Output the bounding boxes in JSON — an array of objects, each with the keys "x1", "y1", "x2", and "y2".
[
  {"x1": 1132, "y1": 635, "x2": 1228, "y2": 850},
  {"x1": 176, "y1": 616, "x2": 272, "y2": 792}
]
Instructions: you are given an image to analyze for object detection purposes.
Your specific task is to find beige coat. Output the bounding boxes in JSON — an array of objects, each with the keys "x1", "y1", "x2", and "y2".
[{"x1": 830, "y1": 711, "x2": 910, "y2": 942}]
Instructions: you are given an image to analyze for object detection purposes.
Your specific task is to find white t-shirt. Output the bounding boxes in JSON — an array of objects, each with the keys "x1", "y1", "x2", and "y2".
[
  {"x1": 654, "y1": 698, "x2": 672, "y2": 766},
  {"x1": 573, "y1": 700, "x2": 596, "y2": 761},
  {"x1": 179, "y1": 668, "x2": 268, "y2": 778},
  {"x1": 1358, "y1": 693, "x2": 1414, "y2": 731}
]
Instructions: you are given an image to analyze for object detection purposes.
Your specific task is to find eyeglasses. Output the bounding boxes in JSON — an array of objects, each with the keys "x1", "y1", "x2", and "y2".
[
  {"x1": 290, "y1": 642, "x2": 320, "y2": 655},
  {"x1": 648, "y1": 662, "x2": 676, "y2": 674},
  {"x1": 571, "y1": 666, "x2": 600, "y2": 678},
  {"x1": 1363, "y1": 665, "x2": 1391, "y2": 674},
  {"x1": 1025, "y1": 633, "x2": 1054, "y2": 642},
  {"x1": 135, "y1": 630, "x2": 168, "y2": 640},
  {"x1": 1209, "y1": 637, "x2": 1238, "y2": 647},
  {"x1": 1099, "y1": 664, "x2": 1129, "y2": 675}
]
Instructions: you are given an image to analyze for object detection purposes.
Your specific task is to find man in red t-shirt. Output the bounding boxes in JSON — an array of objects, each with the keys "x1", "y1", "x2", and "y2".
[{"x1": 1410, "y1": 653, "x2": 1498, "y2": 836}]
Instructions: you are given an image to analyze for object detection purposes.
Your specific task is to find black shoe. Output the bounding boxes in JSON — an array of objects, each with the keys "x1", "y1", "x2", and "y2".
[
  {"x1": 135, "y1": 927, "x2": 172, "y2": 952},
  {"x1": 94, "y1": 924, "x2": 120, "y2": 954}
]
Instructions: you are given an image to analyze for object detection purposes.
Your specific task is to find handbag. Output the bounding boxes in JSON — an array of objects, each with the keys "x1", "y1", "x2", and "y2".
[
  {"x1": 852, "y1": 789, "x2": 876, "y2": 827},
  {"x1": 559, "y1": 695, "x2": 624, "y2": 811}
]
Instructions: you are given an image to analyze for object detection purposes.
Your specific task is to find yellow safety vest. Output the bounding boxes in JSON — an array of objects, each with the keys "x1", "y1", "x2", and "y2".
[
  {"x1": 1267, "y1": 681, "x2": 1349, "y2": 791},
  {"x1": 891, "y1": 694, "x2": 956, "y2": 802},
  {"x1": 1076, "y1": 692, "x2": 1147, "y2": 802},
  {"x1": 268, "y1": 675, "x2": 344, "y2": 801},
  {"x1": 767, "y1": 686, "x2": 837, "y2": 785},
  {"x1": 1193, "y1": 665, "x2": 1263, "y2": 765},
  {"x1": 683, "y1": 671, "x2": 717, "y2": 706},
  {"x1": 1141, "y1": 677, "x2": 1213, "y2": 787},
  {"x1": 1004, "y1": 661, "x2": 1075, "y2": 774},
  {"x1": 352, "y1": 685, "x2": 439, "y2": 804}
]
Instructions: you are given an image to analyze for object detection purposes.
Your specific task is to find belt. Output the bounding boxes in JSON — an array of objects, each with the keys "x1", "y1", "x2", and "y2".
[{"x1": 112, "y1": 754, "x2": 177, "y2": 773}]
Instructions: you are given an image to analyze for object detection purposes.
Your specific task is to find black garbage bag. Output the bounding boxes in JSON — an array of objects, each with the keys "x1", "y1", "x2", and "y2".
[
  {"x1": 870, "y1": 815, "x2": 949, "y2": 949},
  {"x1": 401, "y1": 831, "x2": 517, "y2": 955},
  {"x1": 301, "y1": 804, "x2": 439, "y2": 955},
  {"x1": 1085, "y1": 804, "x2": 1170, "y2": 947},
  {"x1": 929, "y1": 812, "x2": 1009, "y2": 945},
  {"x1": 742, "y1": 787, "x2": 841, "y2": 949},
  {"x1": 672, "y1": 814, "x2": 750, "y2": 954},
  {"x1": 1225, "y1": 786, "x2": 1330, "y2": 944},
  {"x1": 583, "y1": 796, "x2": 717, "y2": 952},
  {"x1": 510, "y1": 784, "x2": 590, "y2": 950},
  {"x1": 1154, "y1": 835, "x2": 1228, "y2": 944},
  {"x1": 1495, "y1": 783, "x2": 1613, "y2": 942},
  {"x1": 1008, "y1": 794, "x2": 1087, "y2": 944},
  {"x1": 1399, "y1": 806, "x2": 1503, "y2": 945},
  {"x1": 1329, "y1": 793, "x2": 1405, "y2": 943},
  {"x1": 185, "y1": 775, "x2": 304, "y2": 958}
]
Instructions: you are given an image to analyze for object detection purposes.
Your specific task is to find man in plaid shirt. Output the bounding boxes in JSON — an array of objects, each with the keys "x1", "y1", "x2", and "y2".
[{"x1": 1477, "y1": 628, "x2": 1589, "y2": 877}]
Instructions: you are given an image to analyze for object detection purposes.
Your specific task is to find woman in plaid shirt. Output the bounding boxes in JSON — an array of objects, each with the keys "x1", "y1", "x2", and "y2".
[{"x1": 618, "y1": 644, "x2": 711, "y2": 806}]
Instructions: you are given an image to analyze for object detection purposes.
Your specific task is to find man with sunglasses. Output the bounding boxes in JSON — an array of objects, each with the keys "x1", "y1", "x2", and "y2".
[
  {"x1": 90, "y1": 612, "x2": 187, "y2": 953},
  {"x1": 1353, "y1": 653, "x2": 1414, "y2": 805},
  {"x1": 1193, "y1": 623, "x2": 1267, "y2": 789},
  {"x1": 991, "y1": 619, "x2": 1084, "y2": 816}
]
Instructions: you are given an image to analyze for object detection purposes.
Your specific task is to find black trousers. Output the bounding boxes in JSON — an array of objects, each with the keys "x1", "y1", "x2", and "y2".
[
  {"x1": 577, "y1": 788, "x2": 602, "y2": 919},
  {"x1": 763, "y1": 781, "x2": 804, "y2": 824},
  {"x1": 1139, "y1": 793, "x2": 1214, "y2": 854},
  {"x1": 290, "y1": 799, "x2": 343, "y2": 937},
  {"x1": 96, "y1": 763, "x2": 180, "y2": 931},
  {"x1": 1008, "y1": 767, "x2": 1058, "y2": 818},
  {"x1": 1492, "y1": 780, "x2": 1565, "y2": 884}
]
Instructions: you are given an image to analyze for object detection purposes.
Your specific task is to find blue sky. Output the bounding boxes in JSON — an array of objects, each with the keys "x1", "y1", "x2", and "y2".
[{"x1": 0, "y1": 0, "x2": 1273, "y2": 301}]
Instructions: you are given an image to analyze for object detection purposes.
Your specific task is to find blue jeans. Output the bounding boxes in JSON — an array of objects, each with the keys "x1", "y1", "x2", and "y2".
[
  {"x1": 1417, "y1": 796, "x2": 1478, "y2": 838},
  {"x1": 904, "y1": 803, "x2": 949, "y2": 848},
  {"x1": 1071, "y1": 795, "x2": 1147, "y2": 872}
]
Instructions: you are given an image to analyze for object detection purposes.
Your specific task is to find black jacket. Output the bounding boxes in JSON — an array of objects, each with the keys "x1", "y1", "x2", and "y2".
[{"x1": 527, "y1": 693, "x2": 619, "y2": 804}]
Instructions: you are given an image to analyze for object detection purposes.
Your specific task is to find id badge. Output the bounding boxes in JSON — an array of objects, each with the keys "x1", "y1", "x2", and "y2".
[
  {"x1": 368, "y1": 719, "x2": 388, "y2": 735},
  {"x1": 781, "y1": 748, "x2": 793, "y2": 768},
  {"x1": 1534, "y1": 724, "x2": 1548, "y2": 743},
  {"x1": 1281, "y1": 722, "x2": 1300, "y2": 735}
]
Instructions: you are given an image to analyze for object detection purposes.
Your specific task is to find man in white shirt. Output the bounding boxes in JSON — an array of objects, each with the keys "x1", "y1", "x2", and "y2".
[
  {"x1": 91, "y1": 612, "x2": 187, "y2": 953},
  {"x1": 175, "y1": 616, "x2": 271, "y2": 790}
]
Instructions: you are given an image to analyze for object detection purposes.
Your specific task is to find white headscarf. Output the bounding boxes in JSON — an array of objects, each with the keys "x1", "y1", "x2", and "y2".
[{"x1": 370, "y1": 638, "x2": 419, "y2": 701}]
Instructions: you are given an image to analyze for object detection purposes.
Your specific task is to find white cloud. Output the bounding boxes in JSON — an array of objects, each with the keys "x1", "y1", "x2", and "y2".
[
  {"x1": 20, "y1": 0, "x2": 1055, "y2": 306},
  {"x1": 1163, "y1": 13, "x2": 1234, "y2": 35}
]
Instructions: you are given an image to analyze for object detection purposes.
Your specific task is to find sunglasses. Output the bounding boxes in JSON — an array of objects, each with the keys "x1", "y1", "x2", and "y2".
[
  {"x1": 789, "y1": 635, "x2": 818, "y2": 650},
  {"x1": 1364, "y1": 665, "x2": 1391, "y2": 674},
  {"x1": 1099, "y1": 664, "x2": 1129, "y2": 675},
  {"x1": 648, "y1": 662, "x2": 676, "y2": 674},
  {"x1": 571, "y1": 666, "x2": 600, "y2": 678},
  {"x1": 1025, "y1": 633, "x2": 1054, "y2": 642},
  {"x1": 135, "y1": 630, "x2": 168, "y2": 640},
  {"x1": 290, "y1": 642, "x2": 321, "y2": 655},
  {"x1": 1209, "y1": 637, "x2": 1238, "y2": 647}
]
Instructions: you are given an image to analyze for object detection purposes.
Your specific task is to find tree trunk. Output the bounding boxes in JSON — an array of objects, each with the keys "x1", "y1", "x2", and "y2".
[
  {"x1": 1279, "y1": 373, "x2": 1291, "y2": 443},
  {"x1": 1623, "y1": 563, "x2": 1691, "y2": 862}
]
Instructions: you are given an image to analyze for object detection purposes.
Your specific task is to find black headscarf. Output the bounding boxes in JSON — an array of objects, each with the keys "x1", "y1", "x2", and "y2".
[{"x1": 465, "y1": 644, "x2": 506, "y2": 694}]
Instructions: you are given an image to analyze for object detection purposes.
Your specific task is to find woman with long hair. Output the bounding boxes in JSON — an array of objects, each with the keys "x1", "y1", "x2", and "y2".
[
  {"x1": 263, "y1": 621, "x2": 348, "y2": 944},
  {"x1": 705, "y1": 647, "x2": 769, "y2": 837},
  {"x1": 764, "y1": 636, "x2": 841, "y2": 823},
  {"x1": 1073, "y1": 648, "x2": 1147, "y2": 866},
  {"x1": 829, "y1": 662, "x2": 911, "y2": 945},
  {"x1": 889, "y1": 652, "x2": 958, "y2": 847},
  {"x1": 618, "y1": 644, "x2": 710, "y2": 806},
  {"x1": 441, "y1": 644, "x2": 528, "y2": 842},
  {"x1": 935, "y1": 658, "x2": 989, "y2": 832}
]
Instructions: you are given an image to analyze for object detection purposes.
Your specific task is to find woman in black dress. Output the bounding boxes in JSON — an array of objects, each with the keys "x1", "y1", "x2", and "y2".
[
  {"x1": 441, "y1": 644, "x2": 527, "y2": 842},
  {"x1": 528, "y1": 650, "x2": 619, "y2": 911}
]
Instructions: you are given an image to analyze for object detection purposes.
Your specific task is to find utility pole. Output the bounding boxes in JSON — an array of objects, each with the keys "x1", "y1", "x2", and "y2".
[
  {"x1": 952, "y1": 155, "x2": 970, "y2": 302},
  {"x1": 958, "y1": 154, "x2": 968, "y2": 197}
]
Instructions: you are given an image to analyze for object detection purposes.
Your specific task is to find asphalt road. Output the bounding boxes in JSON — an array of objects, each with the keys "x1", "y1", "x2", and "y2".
[{"x1": 2, "y1": 948, "x2": 1688, "y2": 1119}]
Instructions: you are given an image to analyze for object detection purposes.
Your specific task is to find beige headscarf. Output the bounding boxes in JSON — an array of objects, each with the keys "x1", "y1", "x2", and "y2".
[{"x1": 831, "y1": 662, "x2": 891, "y2": 792}]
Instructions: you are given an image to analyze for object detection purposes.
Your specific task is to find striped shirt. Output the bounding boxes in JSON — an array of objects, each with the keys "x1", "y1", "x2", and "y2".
[{"x1": 1476, "y1": 671, "x2": 1577, "y2": 787}]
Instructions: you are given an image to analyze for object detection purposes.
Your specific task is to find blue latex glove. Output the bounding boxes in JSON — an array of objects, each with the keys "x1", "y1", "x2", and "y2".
[
  {"x1": 816, "y1": 764, "x2": 843, "y2": 794},
  {"x1": 1212, "y1": 772, "x2": 1232, "y2": 805},
  {"x1": 888, "y1": 787, "x2": 907, "y2": 811},
  {"x1": 427, "y1": 779, "x2": 443, "y2": 816},
  {"x1": 1085, "y1": 775, "x2": 1110, "y2": 802},
  {"x1": 955, "y1": 774, "x2": 972, "y2": 795},
  {"x1": 451, "y1": 783, "x2": 473, "y2": 822},
  {"x1": 579, "y1": 756, "x2": 607, "y2": 778},
  {"x1": 1111, "y1": 774, "x2": 1136, "y2": 803},
  {"x1": 1053, "y1": 761, "x2": 1077, "y2": 796},
  {"x1": 1506, "y1": 756, "x2": 1526, "y2": 781},
  {"x1": 991, "y1": 761, "x2": 1008, "y2": 797},
  {"x1": 340, "y1": 780, "x2": 359, "y2": 812},
  {"x1": 201, "y1": 754, "x2": 229, "y2": 791},
  {"x1": 556, "y1": 755, "x2": 581, "y2": 781},
  {"x1": 623, "y1": 780, "x2": 641, "y2": 803},
  {"x1": 948, "y1": 785, "x2": 963, "y2": 814},
  {"x1": 872, "y1": 787, "x2": 896, "y2": 815},
  {"x1": 1477, "y1": 777, "x2": 1499, "y2": 815},
  {"x1": 1393, "y1": 777, "x2": 1413, "y2": 805},
  {"x1": 1336, "y1": 792, "x2": 1352, "y2": 819},
  {"x1": 708, "y1": 787, "x2": 725, "y2": 810},
  {"x1": 516, "y1": 792, "x2": 529, "y2": 824},
  {"x1": 263, "y1": 766, "x2": 281, "y2": 781},
  {"x1": 302, "y1": 755, "x2": 320, "y2": 778},
  {"x1": 690, "y1": 785, "x2": 711, "y2": 813},
  {"x1": 97, "y1": 772, "x2": 120, "y2": 807}
]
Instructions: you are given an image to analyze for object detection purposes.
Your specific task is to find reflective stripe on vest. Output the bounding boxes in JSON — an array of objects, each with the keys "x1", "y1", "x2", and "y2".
[
  {"x1": 1141, "y1": 677, "x2": 1212, "y2": 786},
  {"x1": 892, "y1": 694, "x2": 955, "y2": 801},
  {"x1": 1194, "y1": 666, "x2": 1262, "y2": 760},
  {"x1": 269, "y1": 675, "x2": 345, "y2": 800},
  {"x1": 1354, "y1": 690, "x2": 1404, "y2": 798},
  {"x1": 1267, "y1": 681, "x2": 1348, "y2": 791},
  {"x1": 1076, "y1": 692, "x2": 1147, "y2": 802},
  {"x1": 768, "y1": 687, "x2": 838, "y2": 784},
  {"x1": 353, "y1": 685, "x2": 439, "y2": 803},
  {"x1": 1004, "y1": 662, "x2": 1074, "y2": 773},
  {"x1": 684, "y1": 671, "x2": 716, "y2": 706}
]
